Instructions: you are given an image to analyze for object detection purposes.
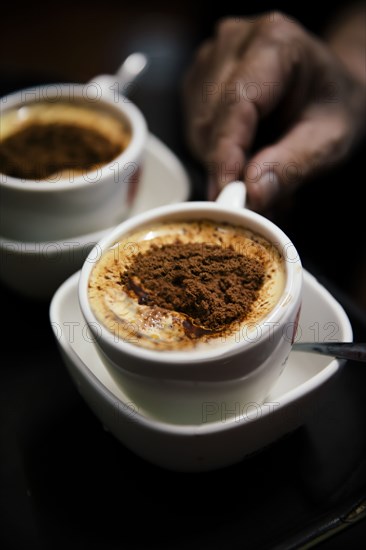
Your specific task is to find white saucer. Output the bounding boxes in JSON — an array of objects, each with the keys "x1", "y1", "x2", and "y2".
[
  {"x1": 0, "y1": 134, "x2": 190, "y2": 299},
  {"x1": 50, "y1": 269, "x2": 352, "y2": 472}
]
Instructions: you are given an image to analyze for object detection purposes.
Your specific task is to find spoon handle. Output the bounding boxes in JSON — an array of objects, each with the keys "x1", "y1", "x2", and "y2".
[
  {"x1": 115, "y1": 52, "x2": 149, "y2": 91},
  {"x1": 293, "y1": 342, "x2": 366, "y2": 362}
]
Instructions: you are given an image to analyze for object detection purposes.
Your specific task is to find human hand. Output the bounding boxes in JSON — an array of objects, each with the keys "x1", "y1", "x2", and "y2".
[{"x1": 183, "y1": 12, "x2": 366, "y2": 211}]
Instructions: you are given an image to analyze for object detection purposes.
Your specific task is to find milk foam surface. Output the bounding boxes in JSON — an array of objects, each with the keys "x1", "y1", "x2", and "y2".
[
  {"x1": 0, "y1": 101, "x2": 131, "y2": 179},
  {"x1": 88, "y1": 220, "x2": 286, "y2": 351}
]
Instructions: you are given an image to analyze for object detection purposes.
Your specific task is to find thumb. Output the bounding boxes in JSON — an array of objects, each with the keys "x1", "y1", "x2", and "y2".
[{"x1": 245, "y1": 108, "x2": 349, "y2": 211}]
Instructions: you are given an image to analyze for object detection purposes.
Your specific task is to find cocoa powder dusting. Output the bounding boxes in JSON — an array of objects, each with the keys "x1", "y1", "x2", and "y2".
[
  {"x1": 121, "y1": 242, "x2": 265, "y2": 332},
  {"x1": 0, "y1": 123, "x2": 122, "y2": 179}
]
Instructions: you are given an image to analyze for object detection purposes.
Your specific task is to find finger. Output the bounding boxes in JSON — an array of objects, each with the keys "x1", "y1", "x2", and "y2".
[
  {"x1": 245, "y1": 106, "x2": 350, "y2": 211},
  {"x1": 205, "y1": 37, "x2": 300, "y2": 191},
  {"x1": 183, "y1": 18, "x2": 252, "y2": 156},
  {"x1": 186, "y1": 18, "x2": 253, "y2": 112}
]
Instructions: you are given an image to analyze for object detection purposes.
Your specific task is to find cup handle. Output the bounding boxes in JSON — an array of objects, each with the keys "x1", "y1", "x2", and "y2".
[{"x1": 215, "y1": 181, "x2": 247, "y2": 209}]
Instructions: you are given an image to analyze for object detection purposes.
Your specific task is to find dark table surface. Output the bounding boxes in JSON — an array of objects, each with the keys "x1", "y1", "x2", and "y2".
[{"x1": 1, "y1": 58, "x2": 366, "y2": 549}]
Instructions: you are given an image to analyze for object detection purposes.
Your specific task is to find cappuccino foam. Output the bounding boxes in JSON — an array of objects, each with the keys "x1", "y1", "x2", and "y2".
[
  {"x1": 0, "y1": 101, "x2": 131, "y2": 180},
  {"x1": 88, "y1": 220, "x2": 286, "y2": 351}
]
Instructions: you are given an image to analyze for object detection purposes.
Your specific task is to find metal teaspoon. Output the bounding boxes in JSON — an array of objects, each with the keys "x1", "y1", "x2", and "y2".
[{"x1": 292, "y1": 342, "x2": 366, "y2": 362}]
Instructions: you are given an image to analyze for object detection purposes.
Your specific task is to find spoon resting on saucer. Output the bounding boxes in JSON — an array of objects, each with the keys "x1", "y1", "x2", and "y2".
[{"x1": 292, "y1": 342, "x2": 366, "y2": 362}]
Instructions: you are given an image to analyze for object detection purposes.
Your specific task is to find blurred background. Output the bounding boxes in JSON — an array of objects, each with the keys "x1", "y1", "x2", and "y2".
[{"x1": 1, "y1": 0, "x2": 365, "y2": 314}]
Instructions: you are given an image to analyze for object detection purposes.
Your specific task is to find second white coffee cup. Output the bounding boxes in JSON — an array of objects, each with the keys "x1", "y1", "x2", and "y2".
[{"x1": 0, "y1": 82, "x2": 147, "y2": 242}]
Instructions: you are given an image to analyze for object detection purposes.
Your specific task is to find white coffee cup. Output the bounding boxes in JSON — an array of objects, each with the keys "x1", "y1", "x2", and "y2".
[
  {"x1": 0, "y1": 81, "x2": 147, "y2": 242},
  {"x1": 78, "y1": 181, "x2": 303, "y2": 424}
]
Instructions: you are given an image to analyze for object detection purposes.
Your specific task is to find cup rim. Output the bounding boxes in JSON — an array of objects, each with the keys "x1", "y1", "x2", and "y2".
[
  {"x1": 0, "y1": 83, "x2": 147, "y2": 192},
  {"x1": 78, "y1": 200, "x2": 303, "y2": 365}
]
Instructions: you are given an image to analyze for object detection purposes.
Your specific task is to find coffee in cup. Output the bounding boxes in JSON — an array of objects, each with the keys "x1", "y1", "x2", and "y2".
[
  {"x1": 88, "y1": 219, "x2": 286, "y2": 352},
  {"x1": 0, "y1": 100, "x2": 132, "y2": 180}
]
